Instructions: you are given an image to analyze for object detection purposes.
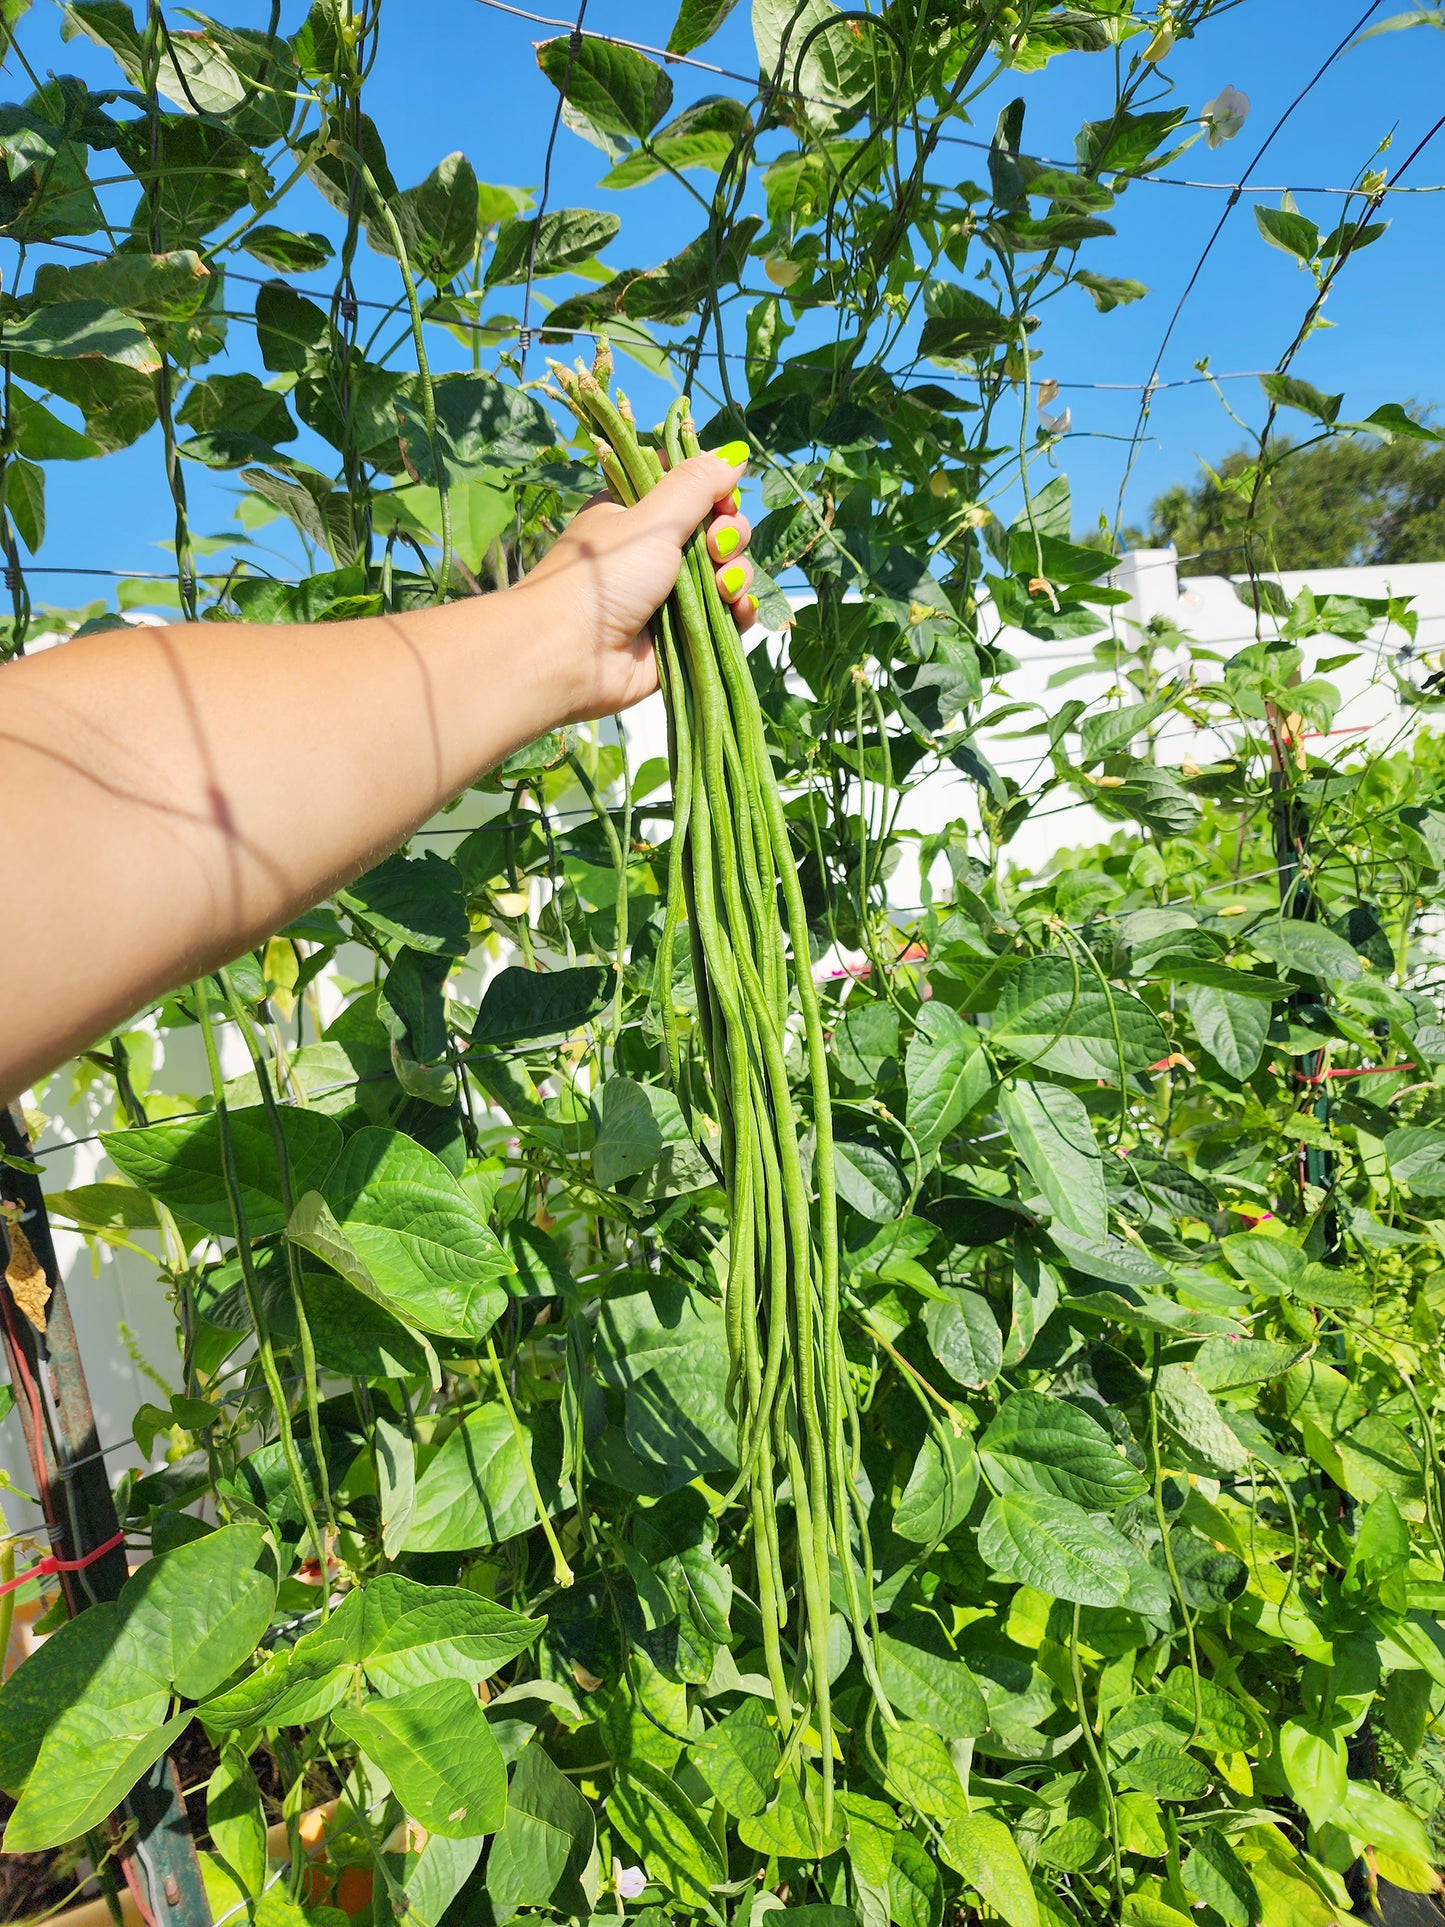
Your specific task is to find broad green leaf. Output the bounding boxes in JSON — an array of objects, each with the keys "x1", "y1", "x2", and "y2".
[
  {"x1": 334, "y1": 1679, "x2": 507, "y2": 1838},
  {"x1": 1182, "y1": 1825, "x2": 1261, "y2": 1927},
  {"x1": 834, "y1": 1134, "x2": 909, "y2": 1221},
  {"x1": 889, "y1": 1827, "x2": 944, "y2": 1927},
  {"x1": 392, "y1": 152, "x2": 480, "y2": 284},
  {"x1": 320, "y1": 1126, "x2": 512, "y2": 1339},
  {"x1": 738, "y1": 1766, "x2": 843, "y2": 1857},
  {"x1": 338, "y1": 851, "x2": 469, "y2": 956},
  {"x1": 242, "y1": 225, "x2": 334, "y2": 272},
  {"x1": 1, "y1": 299, "x2": 157, "y2": 369},
  {"x1": 689, "y1": 1699, "x2": 778, "y2": 1818},
  {"x1": 1187, "y1": 983, "x2": 1270, "y2": 1078},
  {"x1": 1116, "y1": 1741, "x2": 1212, "y2": 1799},
  {"x1": 0, "y1": 1601, "x2": 163, "y2": 1797},
  {"x1": 893, "y1": 1428, "x2": 977, "y2": 1544},
  {"x1": 1249, "y1": 919, "x2": 1362, "y2": 983},
  {"x1": 978, "y1": 1492, "x2": 1133, "y2": 1607},
  {"x1": 923, "y1": 1288, "x2": 1002, "y2": 1388},
  {"x1": 404, "y1": 1403, "x2": 566, "y2": 1552},
  {"x1": 998, "y1": 1081, "x2": 1107, "y2": 1240},
  {"x1": 5, "y1": 1710, "x2": 190, "y2": 1852},
  {"x1": 486, "y1": 1742, "x2": 595, "y2": 1918},
  {"x1": 880, "y1": 1720, "x2": 969, "y2": 1819},
  {"x1": 1193, "y1": 1336, "x2": 1305, "y2": 1391},
  {"x1": 207, "y1": 1748, "x2": 266, "y2": 1899},
  {"x1": 1260, "y1": 371, "x2": 1342, "y2": 424},
  {"x1": 876, "y1": 1630, "x2": 987, "y2": 1738},
  {"x1": 991, "y1": 955, "x2": 1167, "y2": 1082},
  {"x1": 376, "y1": 1413, "x2": 417, "y2": 1560},
  {"x1": 1254, "y1": 202, "x2": 1319, "y2": 263},
  {"x1": 353, "y1": 1573, "x2": 542, "y2": 1694},
  {"x1": 395, "y1": 371, "x2": 557, "y2": 485},
  {"x1": 592, "y1": 1077, "x2": 681, "y2": 1189},
  {"x1": 103, "y1": 1104, "x2": 342, "y2": 1239},
  {"x1": 979, "y1": 1391, "x2": 1147, "y2": 1510},
  {"x1": 906, "y1": 1003, "x2": 990, "y2": 1166},
  {"x1": 1384, "y1": 1124, "x2": 1445, "y2": 1194},
  {"x1": 1339, "y1": 1778, "x2": 1435, "y2": 1865},
  {"x1": 536, "y1": 34, "x2": 673, "y2": 137},
  {"x1": 1154, "y1": 1365, "x2": 1250, "y2": 1475},
  {"x1": 753, "y1": 0, "x2": 886, "y2": 135},
  {"x1": 940, "y1": 1814, "x2": 1039, "y2": 1927},
  {"x1": 486, "y1": 207, "x2": 620, "y2": 286},
  {"x1": 668, "y1": 0, "x2": 741, "y2": 53},
  {"x1": 1078, "y1": 689, "x2": 1178, "y2": 764},
  {"x1": 122, "y1": 1523, "x2": 277, "y2": 1699},
  {"x1": 607, "y1": 1761, "x2": 724, "y2": 1903}
]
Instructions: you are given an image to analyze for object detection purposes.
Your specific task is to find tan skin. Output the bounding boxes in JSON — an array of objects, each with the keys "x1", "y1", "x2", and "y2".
[{"x1": 0, "y1": 451, "x2": 753, "y2": 1104}]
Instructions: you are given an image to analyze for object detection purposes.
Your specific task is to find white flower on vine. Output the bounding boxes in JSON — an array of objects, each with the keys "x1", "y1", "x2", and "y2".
[
  {"x1": 1039, "y1": 405, "x2": 1072, "y2": 437},
  {"x1": 1201, "y1": 85, "x2": 1250, "y2": 147},
  {"x1": 616, "y1": 1866, "x2": 648, "y2": 1900}
]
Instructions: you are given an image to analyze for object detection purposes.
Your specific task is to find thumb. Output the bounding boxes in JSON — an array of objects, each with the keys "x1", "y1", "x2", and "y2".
[{"x1": 628, "y1": 450, "x2": 745, "y2": 546}]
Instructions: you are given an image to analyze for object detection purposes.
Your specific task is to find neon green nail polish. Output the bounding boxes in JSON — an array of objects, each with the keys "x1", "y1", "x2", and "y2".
[
  {"x1": 718, "y1": 439, "x2": 750, "y2": 468},
  {"x1": 722, "y1": 563, "x2": 746, "y2": 597},
  {"x1": 716, "y1": 526, "x2": 740, "y2": 558},
  {"x1": 729, "y1": 487, "x2": 742, "y2": 512}
]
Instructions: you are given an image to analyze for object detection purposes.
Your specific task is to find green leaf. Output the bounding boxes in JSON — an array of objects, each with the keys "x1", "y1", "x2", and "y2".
[
  {"x1": 103, "y1": 1105, "x2": 342, "y2": 1240},
  {"x1": 997, "y1": 1081, "x2": 1107, "y2": 1240},
  {"x1": 667, "y1": 0, "x2": 740, "y2": 53},
  {"x1": 318, "y1": 1126, "x2": 512, "y2": 1340},
  {"x1": 979, "y1": 1391, "x2": 1147, "y2": 1510},
  {"x1": 338, "y1": 851, "x2": 469, "y2": 956},
  {"x1": 393, "y1": 152, "x2": 480, "y2": 284},
  {"x1": 1186, "y1": 984, "x2": 1270, "y2": 1078},
  {"x1": 122, "y1": 1523, "x2": 277, "y2": 1699},
  {"x1": 1254, "y1": 203, "x2": 1320, "y2": 263},
  {"x1": 880, "y1": 1720, "x2": 969, "y2": 1819},
  {"x1": 334, "y1": 1679, "x2": 507, "y2": 1839},
  {"x1": 876, "y1": 1630, "x2": 987, "y2": 1739},
  {"x1": 207, "y1": 1748, "x2": 266, "y2": 1899},
  {"x1": 536, "y1": 34, "x2": 673, "y2": 138},
  {"x1": 0, "y1": 1601, "x2": 163, "y2": 1798},
  {"x1": 241, "y1": 225, "x2": 334, "y2": 273},
  {"x1": 352, "y1": 1573, "x2": 541, "y2": 1695},
  {"x1": 486, "y1": 207, "x2": 621, "y2": 286},
  {"x1": 486, "y1": 1742, "x2": 595, "y2": 1918},
  {"x1": 403, "y1": 1404, "x2": 566, "y2": 1552},
  {"x1": 1193, "y1": 1336, "x2": 1305, "y2": 1391},
  {"x1": 2, "y1": 300, "x2": 157, "y2": 368},
  {"x1": 4, "y1": 1710, "x2": 190, "y2": 1852},
  {"x1": 1249, "y1": 919, "x2": 1363, "y2": 983},
  {"x1": 923, "y1": 1288, "x2": 1002, "y2": 1389},
  {"x1": 607, "y1": 1761, "x2": 724, "y2": 1903},
  {"x1": 1154, "y1": 1364, "x2": 1250, "y2": 1474},
  {"x1": 906, "y1": 1004, "x2": 990, "y2": 1166},
  {"x1": 940, "y1": 1814, "x2": 1039, "y2": 1927},
  {"x1": 1182, "y1": 1825, "x2": 1261, "y2": 1927},
  {"x1": 474, "y1": 964, "x2": 612, "y2": 1052},
  {"x1": 376, "y1": 1413, "x2": 416, "y2": 1560},
  {"x1": 689, "y1": 1698, "x2": 778, "y2": 1817},
  {"x1": 990, "y1": 954, "x2": 1167, "y2": 1082},
  {"x1": 977, "y1": 1491, "x2": 1133, "y2": 1607},
  {"x1": 834, "y1": 1134, "x2": 908, "y2": 1221},
  {"x1": 889, "y1": 1827, "x2": 943, "y2": 1927},
  {"x1": 1384, "y1": 1124, "x2": 1445, "y2": 1194},
  {"x1": 1078, "y1": 690, "x2": 1178, "y2": 764},
  {"x1": 752, "y1": 0, "x2": 887, "y2": 135},
  {"x1": 893, "y1": 1428, "x2": 977, "y2": 1544},
  {"x1": 1260, "y1": 372, "x2": 1342, "y2": 424},
  {"x1": 6, "y1": 456, "x2": 44, "y2": 553}
]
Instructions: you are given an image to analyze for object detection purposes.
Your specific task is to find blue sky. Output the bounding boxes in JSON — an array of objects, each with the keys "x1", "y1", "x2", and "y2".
[{"x1": 5, "y1": 0, "x2": 1445, "y2": 606}]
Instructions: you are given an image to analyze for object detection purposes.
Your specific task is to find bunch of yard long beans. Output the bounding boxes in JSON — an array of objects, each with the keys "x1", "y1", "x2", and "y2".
[{"x1": 547, "y1": 342, "x2": 890, "y2": 1831}]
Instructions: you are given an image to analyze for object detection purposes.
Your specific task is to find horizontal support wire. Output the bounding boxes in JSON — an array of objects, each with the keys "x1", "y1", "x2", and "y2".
[{"x1": 464, "y1": 0, "x2": 1445, "y2": 196}]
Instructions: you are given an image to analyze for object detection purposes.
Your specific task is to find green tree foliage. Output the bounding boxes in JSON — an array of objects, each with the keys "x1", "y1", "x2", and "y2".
[{"x1": 1145, "y1": 419, "x2": 1445, "y2": 574}]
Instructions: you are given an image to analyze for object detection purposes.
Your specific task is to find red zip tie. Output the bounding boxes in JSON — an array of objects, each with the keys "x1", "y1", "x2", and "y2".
[{"x1": 0, "y1": 1529, "x2": 125, "y2": 1598}]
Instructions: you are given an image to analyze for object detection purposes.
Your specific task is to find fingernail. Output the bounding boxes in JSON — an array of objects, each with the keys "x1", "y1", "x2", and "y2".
[
  {"x1": 718, "y1": 439, "x2": 750, "y2": 468},
  {"x1": 715, "y1": 526, "x2": 740, "y2": 558},
  {"x1": 721, "y1": 564, "x2": 746, "y2": 597},
  {"x1": 729, "y1": 487, "x2": 741, "y2": 512}
]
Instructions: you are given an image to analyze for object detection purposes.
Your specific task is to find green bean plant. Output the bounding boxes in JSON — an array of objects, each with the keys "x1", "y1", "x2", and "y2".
[{"x1": 5, "y1": 4, "x2": 1445, "y2": 1927}]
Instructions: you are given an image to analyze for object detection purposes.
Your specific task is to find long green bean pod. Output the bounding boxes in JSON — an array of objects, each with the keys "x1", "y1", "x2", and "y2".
[{"x1": 547, "y1": 341, "x2": 892, "y2": 1832}]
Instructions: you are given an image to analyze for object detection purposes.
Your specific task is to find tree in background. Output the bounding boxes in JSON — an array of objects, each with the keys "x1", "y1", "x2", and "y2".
[{"x1": 1144, "y1": 414, "x2": 1445, "y2": 574}]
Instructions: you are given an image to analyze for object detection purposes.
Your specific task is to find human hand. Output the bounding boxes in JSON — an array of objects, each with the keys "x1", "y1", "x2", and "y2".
[{"x1": 518, "y1": 447, "x2": 755, "y2": 725}]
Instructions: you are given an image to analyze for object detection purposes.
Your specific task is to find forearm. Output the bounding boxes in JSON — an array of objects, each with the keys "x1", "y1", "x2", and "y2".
[{"x1": 0, "y1": 578, "x2": 568, "y2": 1100}]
